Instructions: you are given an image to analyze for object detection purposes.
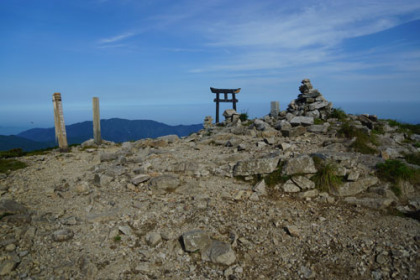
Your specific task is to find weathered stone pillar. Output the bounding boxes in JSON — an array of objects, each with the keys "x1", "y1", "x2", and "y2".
[
  {"x1": 92, "y1": 97, "x2": 102, "y2": 145},
  {"x1": 52, "y1": 93, "x2": 68, "y2": 152},
  {"x1": 270, "y1": 101, "x2": 279, "y2": 118}
]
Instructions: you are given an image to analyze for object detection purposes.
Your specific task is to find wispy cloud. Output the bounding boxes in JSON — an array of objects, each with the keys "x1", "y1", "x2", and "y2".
[{"x1": 97, "y1": 31, "x2": 137, "y2": 45}]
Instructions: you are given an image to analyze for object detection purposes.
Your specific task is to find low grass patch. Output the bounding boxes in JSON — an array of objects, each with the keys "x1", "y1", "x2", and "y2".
[
  {"x1": 0, "y1": 158, "x2": 27, "y2": 173},
  {"x1": 376, "y1": 160, "x2": 420, "y2": 196},
  {"x1": 338, "y1": 122, "x2": 378, "y2": 154},
  {"x1": 330, "y1": 108, "x2": 347, "y2": 121},
  {"x1": 311, "y1": 161, "x2": 342, "y2": 193},
  {"x1": 264, "y1": 166, "x2": 290, "y2": 187},
  {"x1": 376, "y1": 159, "x2": 419, "y2": 184},
  {"x1": 0, "y1": 148, "x2": 25, "y2": 158},
  {"x1": 314, "y1": 118, "x2": 325, "y2": 125},
  {"x1": 386, "y1": 119, "x2": 420, "y2": 135},
  {"x1": 404, "y1": 152, "x2": 420, "y2": 166}
]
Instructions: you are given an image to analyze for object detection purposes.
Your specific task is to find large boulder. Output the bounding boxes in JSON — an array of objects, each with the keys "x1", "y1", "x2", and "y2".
[
  {"x1": 282, "y1": 155, "x2": 317, "y2": 175},
  {"x1": 233, "y1": 155, "x2": 281, "y2": 176}
]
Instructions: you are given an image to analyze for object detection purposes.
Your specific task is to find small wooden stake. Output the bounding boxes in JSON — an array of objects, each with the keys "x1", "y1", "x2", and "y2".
[
  {"x1": 52, "y1": 92, "x2": 68, "y2": 152},
  {"x1": 92, "y1": 97, "x2": 102, "y2": 145}
]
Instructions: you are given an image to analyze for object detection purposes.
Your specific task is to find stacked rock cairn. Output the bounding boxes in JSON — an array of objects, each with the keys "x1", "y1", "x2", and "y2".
[{"x1": 287, "y1": 79, "x2": 332, "y2": 120}]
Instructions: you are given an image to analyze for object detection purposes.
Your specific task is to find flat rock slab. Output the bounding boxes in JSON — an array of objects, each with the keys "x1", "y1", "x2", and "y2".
[
  {"x1": 147, "y1": 175, "x2": 180, "y2": 193},
  {"x1": 335, "y1": 176, "x2": 379, "y2": 197},
  {"x1": 233, "y1": 155, "x2": 281, "y2": 176},
  {"x1": 290, "y1": 116, "x2": 314, "y2": 126},
  {"x1": 131, "y1": 174, "x2": 151, "y2": 186}
]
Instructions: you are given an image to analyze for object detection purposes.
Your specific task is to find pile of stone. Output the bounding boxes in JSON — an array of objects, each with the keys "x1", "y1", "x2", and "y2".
[{"x1": 287, "y1": 79, "x2": 332, "y2": 120}]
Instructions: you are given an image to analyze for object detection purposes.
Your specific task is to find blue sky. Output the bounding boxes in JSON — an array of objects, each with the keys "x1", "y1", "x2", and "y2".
[{"x1": 1, "y1": 0, "x2": 420, "y2": 134}]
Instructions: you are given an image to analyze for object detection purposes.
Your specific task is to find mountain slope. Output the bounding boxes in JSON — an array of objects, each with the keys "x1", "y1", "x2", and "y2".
[
  {"x1": 16, "y1": 118, "x2": 203, "y2": 145},
  {"x1": 0, "y1": 135, "x2": 53, "y2": 152}
]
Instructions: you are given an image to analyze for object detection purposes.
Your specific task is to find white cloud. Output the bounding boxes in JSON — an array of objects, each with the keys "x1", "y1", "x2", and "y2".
[{"x1": 98, "y1": 31, "x2": 137, "y2": 44}]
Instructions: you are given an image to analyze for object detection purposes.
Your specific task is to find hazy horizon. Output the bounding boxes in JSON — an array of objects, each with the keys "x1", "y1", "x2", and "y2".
[{"x1": 1, "y1": 100, "x2": 419, "y2": 136}]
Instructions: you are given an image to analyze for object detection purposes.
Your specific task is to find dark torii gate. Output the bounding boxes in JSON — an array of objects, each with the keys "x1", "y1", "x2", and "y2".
[{"x1": 210, "y1": 87, "x2": 241, "y2": 123}]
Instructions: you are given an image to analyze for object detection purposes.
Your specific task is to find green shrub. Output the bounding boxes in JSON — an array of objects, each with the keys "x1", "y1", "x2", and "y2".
[
  {"x1": 414, "y1": 142, "x2": 420, "y2": 148},
  {"x1": 314, "y1": 118, "x2": 325, "y2": 125},
  {"x1": 113, "y1": 235, "x2": 121, "y2": 242},
  {"x1": 311, "y1": 161, "x2": 342, "y2": 193},
  {"x1": 0, "y1": 159, "x2": 27, "y2": 173},
  {"x1": 330, "y1": 108, "x2": 347, "y2": 121},
  {"x1": 239, "y1": 112, "x2": 249, "y2": 122},
  {"x1": 0, "y1": 148, "x2": 25, "y2": 158}
]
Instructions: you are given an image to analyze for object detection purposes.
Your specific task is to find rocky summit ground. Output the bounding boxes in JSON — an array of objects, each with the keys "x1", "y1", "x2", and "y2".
[
  {"x1": 1, "y1": 112, "x2": 419, "y2": 280},
  {"x1": 1, "y1": 77, "x2": 420, "y2": 280}
]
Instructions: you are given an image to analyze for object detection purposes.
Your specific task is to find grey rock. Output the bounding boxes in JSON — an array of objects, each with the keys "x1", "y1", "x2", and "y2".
[
  {"x1": 202, "y1": 240, "x2": 236, "y2": 265},
  {"x1": 283, "y1": 126, "x2": 307, "y2": 137},
  {"x1": 145, "y1": 232, "x2": 162, "y2": 247},
  {"x1": 282, "y1": 180, "x2": 301, "y2": 192},
  {"x1": 308, "y1": 124, "x2": 328, "y2": 133},
  {"x1": 0, "y1": 199, "x2": 28, "y2": 216},
  {"x1": 0, "y1": 260, "x2": 18, "y2": 276},
  {"x1": 292, "y1": 175, "x2": 315, "y2": 190},
  {"x1": 308, "y1": 101, "x2": 329, "y2": 111},
  {"x1": 335, "y1": 176, "x2": 379, "y2": 196},
  {"x1": 290, "y1": 116, "x2": 314, "y2": 126},
  {"x1": 52, "y1": 229, "x2": 74, "y2": 242},
  {"x1": 275, "y1": 120, "x2": 292, "y2": 131},
  {"x1": 282, "y1": 155, "x2": 317, "y2": 175},
  {"x1": 75, "y1": 181, "x2": 91, "y2": 194},
  {"x1": 99, "y1": 152, "x2": 119, "y2": 162},
  {"x1": 157, "y1": 134, "x2": 179, "y2": 144},
  {"x1": 298, "y1": 189, "x2": 319, "y2": 198},
  {"x1": 254, "y1": 119, "x2": 267, "y2": 131},
  {"x1": 131, "y1": 174, "x2": 151, "y2": 186},
  {"x1": 223, "y1": 109, "x2": 238, "y2": 118},
  {"x1": 252, "y1": 180, "x2": 267, "y2": 195},
  {"x1": 147, "y1": 175, "x2": 180, "y2": 193},
  {"x1": 233, "y1": 155, "x2": 281, "y2": 176},
  {"x1": 305, "y1": 110, "x2": 320, "y2": 119},
  {"x1": 347, "y1": 171, "x2": 360, "y2": 181},
  {"x1": 284, "y1": 225, "x2": 300, "y2": 237},
  {"x1": 182, "y1": 230, "x2": 212, "y2": 252},
  {"x1": 344, "y1": 197, "x2": 394, "y2": 209}
]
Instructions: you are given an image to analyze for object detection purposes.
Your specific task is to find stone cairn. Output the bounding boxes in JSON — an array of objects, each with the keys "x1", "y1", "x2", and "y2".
[
  {"x1": 287, "y1": 79, "x2": 332, "y2": 120},
  {"x1": 203, "y1": 116, "x2": 213, "y2": 129}
]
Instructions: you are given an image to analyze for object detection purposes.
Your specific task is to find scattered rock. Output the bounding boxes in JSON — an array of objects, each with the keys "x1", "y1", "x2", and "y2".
[{"x1": 52, "y1": 229, "x2": 74, "y2": 242}]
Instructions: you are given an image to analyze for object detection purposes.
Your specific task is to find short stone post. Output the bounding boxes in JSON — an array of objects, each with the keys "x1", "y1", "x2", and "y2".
[
  {"x1": 92, "y1": 97, "x2": 102, "y2": 145},
  {"x1": 270, "y1": 101, "x2": 279, "y2": 118},
  {"x1": 52, "y1": 93, "x2": 69, "y2": 152}
]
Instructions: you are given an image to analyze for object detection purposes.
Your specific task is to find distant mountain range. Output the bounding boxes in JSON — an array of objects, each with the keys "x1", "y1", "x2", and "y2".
[{"x1": 0, "y1": 118, "x2": 203, "y2": 152}]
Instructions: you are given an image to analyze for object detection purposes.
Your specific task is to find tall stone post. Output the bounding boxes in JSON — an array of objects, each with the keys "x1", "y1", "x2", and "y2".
[
  {"x1": 52, "y1": 93, "x2": 69, "y2": 152},
  {"x1": 270, "y1": 101, "x2": 280, "y2": 118},
  {"x1": 92, "y1": 97, "x2": 102, "y2": 145}
]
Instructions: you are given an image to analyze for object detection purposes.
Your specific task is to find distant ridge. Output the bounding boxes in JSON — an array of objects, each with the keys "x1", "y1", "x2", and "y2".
[
  {"x1": 0, "y1": 135, "x2": 53, "y2": 152},
  {"x1": 0, "y1": 118, "x2": 203, "y2": 151}
]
